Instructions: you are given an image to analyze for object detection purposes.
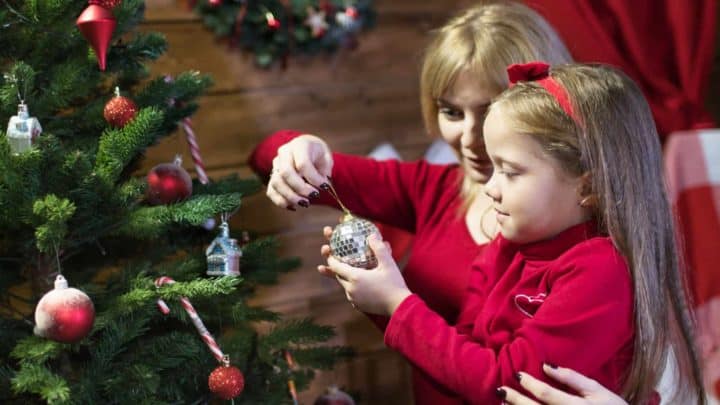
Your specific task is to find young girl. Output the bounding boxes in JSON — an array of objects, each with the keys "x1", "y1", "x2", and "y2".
[
  {"x1": 249, "y1": 2, "x2": 573, "y2": 403},
  {"x1": 321, "y1": 63, "x2": 705, "y2": 404}
]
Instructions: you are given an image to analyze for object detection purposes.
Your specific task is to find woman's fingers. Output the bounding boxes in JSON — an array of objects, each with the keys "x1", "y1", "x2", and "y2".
[
  {"x1": 515, "y1": 371, "x2": 579, "y2": 404},
  {"x1": 501, "y1": 386, "x2": 541, "y2": 405}
]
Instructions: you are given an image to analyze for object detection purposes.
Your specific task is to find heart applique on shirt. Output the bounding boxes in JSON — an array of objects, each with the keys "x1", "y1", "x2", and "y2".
[{"x1": 514, "y1": 293, "x2": 547, "y2": 318}]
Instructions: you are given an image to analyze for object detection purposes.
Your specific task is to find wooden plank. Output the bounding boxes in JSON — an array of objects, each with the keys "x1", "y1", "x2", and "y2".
[{"x1": 140, "y1": 77, "x2": 431, "y2": 171}]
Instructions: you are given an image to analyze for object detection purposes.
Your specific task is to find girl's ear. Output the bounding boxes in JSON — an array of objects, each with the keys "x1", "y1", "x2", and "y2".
[{"x1": 577, "y1": 171, "x2": 598, "y2": 208}]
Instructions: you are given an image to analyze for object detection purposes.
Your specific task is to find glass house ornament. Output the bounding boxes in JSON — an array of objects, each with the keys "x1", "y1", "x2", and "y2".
[
  {"x1": 206, "y1": 221, "x2": 241, "y2": 276},
  {"x1": 6, "y1": 101, "x2": 42, "y2": 154}
]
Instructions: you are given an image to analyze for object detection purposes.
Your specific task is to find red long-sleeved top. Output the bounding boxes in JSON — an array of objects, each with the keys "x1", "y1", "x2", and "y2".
[
  {"x1": 249, "y1": 130, "x2": 482, "y2": 404},
  {"x1": 385, "y1": 222, "x2": 635, "y2": 404}
]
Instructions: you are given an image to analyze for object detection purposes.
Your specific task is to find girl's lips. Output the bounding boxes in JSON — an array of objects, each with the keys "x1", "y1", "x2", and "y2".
[{"x1": 494, "y1": 207, "x2": 509, "y2": 216}]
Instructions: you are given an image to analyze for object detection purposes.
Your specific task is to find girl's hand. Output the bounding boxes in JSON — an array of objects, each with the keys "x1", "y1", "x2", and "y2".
[
  {"x1": 500, "y1": 364, "x2": 628, "y2": 405},
  {"x1": 267, "y1": 134, "x2": 333, "y2": 210},
  {"x1": 319, "y1": 233, "x2": 412, "y2": 315}
]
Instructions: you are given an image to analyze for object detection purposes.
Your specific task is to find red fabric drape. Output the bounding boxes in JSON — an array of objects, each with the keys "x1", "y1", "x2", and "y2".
[{"x1": 525, "y1": 0, "x2": 718, "y2": 141}]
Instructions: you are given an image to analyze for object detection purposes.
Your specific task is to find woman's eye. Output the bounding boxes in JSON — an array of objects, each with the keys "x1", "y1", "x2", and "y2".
[{"x1": 439, "y1": 107, "x2": 464, "y2": 120}]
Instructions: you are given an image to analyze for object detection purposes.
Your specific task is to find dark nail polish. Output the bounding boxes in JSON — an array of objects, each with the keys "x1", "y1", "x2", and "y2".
[
  {"x1": 309, "y1": 191, "x2": 320, "y2": 199},
  {"x1": 320, "y1": 183, "x2": 330, "y2": 190},
  {"x1": 546, "y1": 363, "x2": 558, "y2": 369},
  {"x1": 495, "y1": 388, "x2": 506, "y2": 399},
  {"x1": 515, "y1": 372, "x2": 522, "y2": 382},
  {"x1": 298, "y1": 200, "x2": 310, "y2": 208},
  {"x1": 286, "y1": 206, "x2": 296, "y2": 211}
]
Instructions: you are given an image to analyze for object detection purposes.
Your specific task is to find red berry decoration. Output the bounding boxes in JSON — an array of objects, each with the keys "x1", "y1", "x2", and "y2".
[
  {"x1": 314, "y1": 386, "x2": 356, "y2": 405},
  {"x1": 89, "y1": 0, "x2": 122, "y2": 9},
  {"x1": 146, "y1": 156, "x2": 193, "y2": 205},
  {"x1": 208, "y1": 363, "x2": 245, "y2": 400},
  {"x1": 104, "y1": 87, "x2": 138, "y2": 128},
  {"x1": 33, "y1": 275, "x2": 95, "y2": 344}
]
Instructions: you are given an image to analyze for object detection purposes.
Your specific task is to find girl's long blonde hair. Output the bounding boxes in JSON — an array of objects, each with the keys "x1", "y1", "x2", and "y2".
[
  {"x1": 491, "y1": 63, "x2": 705, "y2": 404},
  {"x1": 418, "y1": 1, "x2": 572, "y2": 206}
]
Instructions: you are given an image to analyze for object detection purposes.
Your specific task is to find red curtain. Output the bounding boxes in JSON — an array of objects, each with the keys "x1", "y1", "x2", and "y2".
[{"x1": 525, "y1": 0, "x2": 718, "y2": 141}]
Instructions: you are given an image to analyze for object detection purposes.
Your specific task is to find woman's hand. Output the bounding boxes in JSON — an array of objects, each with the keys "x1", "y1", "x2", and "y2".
[
  {"x1": 499, "y1": 364, "x2": 628, "y2": 405},
  {"x1": 319, "y1": 233, "x2": 412, "y2": 315},
  {"x1": 267, "y1": 134, "x2": 333, "y2": 210}
]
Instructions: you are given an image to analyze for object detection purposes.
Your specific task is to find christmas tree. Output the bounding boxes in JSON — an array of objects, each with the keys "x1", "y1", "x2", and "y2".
[{"x1": 0, "y1": 0, "x2": 351, "y2": 403}]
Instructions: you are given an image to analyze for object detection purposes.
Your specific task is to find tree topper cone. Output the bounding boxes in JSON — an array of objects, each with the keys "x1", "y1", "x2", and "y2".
[{"x1": 34, "y1": 275, "x2": 95, "y2": 343}]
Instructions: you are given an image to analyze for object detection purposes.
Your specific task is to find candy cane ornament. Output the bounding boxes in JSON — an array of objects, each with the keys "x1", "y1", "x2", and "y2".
[{"x1": 155, "y1": 276, "x2": 224, "y2": 362}]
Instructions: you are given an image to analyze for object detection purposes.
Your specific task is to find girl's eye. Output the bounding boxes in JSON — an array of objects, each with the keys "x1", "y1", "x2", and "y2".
[
  {"x1": 501, "y1": 170, "x2": 518, "y2": 178},
  {"x1": 439, "y1": 107, "x2": 464, "y2": 120}
]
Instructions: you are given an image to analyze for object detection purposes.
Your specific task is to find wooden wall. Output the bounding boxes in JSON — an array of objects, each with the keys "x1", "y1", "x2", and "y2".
[{"x1": 141, "y1": 1, "x2": 474, "y2": 403}]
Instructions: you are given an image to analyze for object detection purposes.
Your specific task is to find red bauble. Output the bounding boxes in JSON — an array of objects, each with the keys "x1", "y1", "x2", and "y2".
[
  {"x1": 34, "y1": 275, "x2": 95, "y2": 344},
  {"x1": 76, "y1": 4, "x2": 116, "y2": 71},
  {"x1": 208, "y1": 364, "x2": 245, "y2": 400},
  {"x1": 89, "y1": 0, "x2": 122, "y2": 8},
  {"x1": 104, "y1": 87, "x2": 138, "y2": 128},
  {"x1": 314, "y1": 386, "x2": 355, "y2": 405},
  {"x1": 208, "y1": 0, "x2": 222, "y2": 6},
  {"x1": 146, "y1": 157, "x2": 193, "y2": 205}
]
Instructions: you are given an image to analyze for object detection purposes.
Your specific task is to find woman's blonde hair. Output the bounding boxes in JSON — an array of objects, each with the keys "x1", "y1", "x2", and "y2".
[
  {"x1": 491, "y1": 63, "x2": 705, "y2": 404},
  {"x1": 418, "y1": 0, "x2": 572, "y2": 207}
]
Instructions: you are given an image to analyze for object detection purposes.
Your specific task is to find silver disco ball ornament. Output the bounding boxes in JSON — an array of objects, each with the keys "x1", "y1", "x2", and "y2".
[{"x1": 329, "y1": 214, "x2": 380, "y2": 269}]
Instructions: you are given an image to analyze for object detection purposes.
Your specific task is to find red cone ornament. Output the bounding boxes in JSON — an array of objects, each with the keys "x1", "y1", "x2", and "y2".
[
  {"x1": 76, "y1": 3, "x2": 116, "y2": 71},
  {"x1": 90, "y1": 0, "x2": 122, "y2": 9},
  {"x1": 146, "y1": 156, "x2": 193, "y2": 205},
  {"x1": 34, "y1": 275, "x2": 95, "y2": 344},
  {"x1": 314, "y1": 386, "x2": 356, "y2": 405},
  {"x1": 208, "y1": 364, "x2": 245, "y2": 400},
  {"x1": 104, "y1": 87, "x2": 138, "y2": 128}
]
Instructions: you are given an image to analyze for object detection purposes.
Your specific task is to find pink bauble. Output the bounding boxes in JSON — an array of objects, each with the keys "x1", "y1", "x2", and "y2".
[{"x1": 34, "y1": 275, "x2": 95, "y2": 343}]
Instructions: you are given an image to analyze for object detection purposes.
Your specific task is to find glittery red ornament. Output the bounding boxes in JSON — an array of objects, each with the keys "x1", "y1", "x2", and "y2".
[
  {"x1": 146, "y1": 157, "x2": 193, "y2": 205},
  {"x1": 208, "y1": 364, "x2": 245, "y2": 400},
  {"x1": 89, "y1": 0, "x2": 122, "y2": 9},
  {"x1": 34, "y1": 275, "x2": 95, "y2": 344},
  {"x1": 266, "y1": 12, "x2": 280, "y2": 30},
  {"x1": 104, "y1": 87, "x2": 138, "y2": 128},
  {"x1": 76, "y1": 4, "x2": 116, "y2": 71},
  {"x1": 208, "y1": 0, "x2": 222, "y2": 6},
  {"x1": 314, "y1": 386, "x2": 356, "y2": 405}
]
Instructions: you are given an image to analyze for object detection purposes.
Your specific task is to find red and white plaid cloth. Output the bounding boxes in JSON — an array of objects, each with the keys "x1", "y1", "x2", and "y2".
[{"x1": 664, "y1": 129, "x2": 720, "y2": 399}]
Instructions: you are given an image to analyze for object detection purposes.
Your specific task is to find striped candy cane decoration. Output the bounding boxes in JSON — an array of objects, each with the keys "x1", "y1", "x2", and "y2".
[
  {"x1": 155, "y1": 276, "x2": 224, "y2": 363},
  {"x1": 181, "y1": 118, "x2": 209, "y2": 185}
]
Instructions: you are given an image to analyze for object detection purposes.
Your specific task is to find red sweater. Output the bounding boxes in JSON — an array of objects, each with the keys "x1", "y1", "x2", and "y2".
[
  {"x1": 385, "y1": 222, "x2": 635, "y2": 404},
  {"x1": 249, "y1": 130, "x2": 483, "y2": 404}
]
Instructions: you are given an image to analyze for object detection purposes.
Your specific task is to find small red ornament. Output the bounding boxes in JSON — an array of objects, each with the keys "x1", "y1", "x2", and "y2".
[
  {"x1": 89, "y1": 0, "x2": 122, "y2": 9},
  {"x1": 76, "y1": 3, "x2": 116, "y2": 71},
  {"x1": 34, "y1": 275, "x2": 95, "y2": 344},
  {"x1": 344, "y1": 6, "x2": 359, "y2": 19},
  {"x1": 266, "y1": 12, "x2": 280, "y2": 30},
  {"x1": 208, "y1": 0, "x2": 222, "y2": 6},
  {"x1": 104, "y1": 87, "x2": 138, "y2": 128},
  {"x1": 314, "y1": 385, "x2": 356, "y2": 405},
  {"x1": 208, "y1": 363, "x2": 245, "y2": 400},
  {"x1": 146, "y1": 156, "x2": 193, "y2": 205}
]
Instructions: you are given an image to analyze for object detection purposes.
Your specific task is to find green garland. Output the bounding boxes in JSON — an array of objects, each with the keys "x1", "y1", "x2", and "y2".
[{"x1": 193, "y1": 0, "x2": 376, "y2": 68}]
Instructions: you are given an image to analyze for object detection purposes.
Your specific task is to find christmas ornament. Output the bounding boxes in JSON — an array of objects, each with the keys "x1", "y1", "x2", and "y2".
[
  {"x1": 285, "y1": 351, "x2": 299, "y2": 405},
  {"x1": 5, "y1": 101, "x2": 42, "y2": 155},
  {"x1": 206, "y1": 220, "x2": 241, "y2": 276},
  {"x1": 90, "y1": 0, "x2": 122, "y2": 9},
  {"x1": 104, "y1": 86, "x2": 138, "y2": 128},
  {"x1": 33, "y1": 275, "x2": 95, "y2": 344},
  {"x1": 335, "y1": 7, "x2": 360, "y2": 31},
  {"x1": 208, "y1": 0, "x2": 222, "y2": 6},
  {"x1": 329, "y1": 213, "x2": 379, "y2": 269},
  {"x1": 209, "y1": 360, "x2": 245, "y2": 400},
  {"x1": 324, "y1": 183, "x2": 379, "y2": 269},
  {"x1": 266, "y1": 12, "x2": 280, "y2": 30},
  {"x1": 146, "y1": 156, "x2": 193, "y2": 205},
  {"x1": 305, "y1": 7, "x2": 328, "y2": 38},
  {"x1": 314, "y1": 386, "x2": 356, "y2": 405},
  {"x1": 76, "y1": 3, "x2": 116, "y2": 71}
]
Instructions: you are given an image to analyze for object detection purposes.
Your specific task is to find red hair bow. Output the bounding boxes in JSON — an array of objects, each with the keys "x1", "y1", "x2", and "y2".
[
  {"x1": 506, "y1": 61, "x2": 578, "y2": 124},
  {"x1": 507, "y1": 62, "x2": 550, "y2": 86}
]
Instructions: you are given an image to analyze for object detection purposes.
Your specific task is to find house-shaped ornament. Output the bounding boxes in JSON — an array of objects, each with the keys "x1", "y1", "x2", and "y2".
[
  {"x1": 6, "y1": 101, "x2": 42, "y2": 155},
  {"x1": 206, "y1": 221, "x2": 241, "y2": 276}
]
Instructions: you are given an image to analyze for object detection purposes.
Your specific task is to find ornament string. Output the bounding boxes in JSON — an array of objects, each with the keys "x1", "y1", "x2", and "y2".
[
  {"x1": 324, "y1": 180, "x2": 351, "y2": 215},
  {"x1": 154, "y1": 276, "x2": 225, "y2": 363}
]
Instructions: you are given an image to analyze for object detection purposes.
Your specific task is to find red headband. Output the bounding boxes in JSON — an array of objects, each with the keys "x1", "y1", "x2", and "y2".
[{"x1": 507, "y1": 62, "x2": 579, "y2": 124}]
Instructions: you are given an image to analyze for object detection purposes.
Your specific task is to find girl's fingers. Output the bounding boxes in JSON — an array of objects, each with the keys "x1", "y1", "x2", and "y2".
[
  {"x1": 516, "y1": 371, "x2": 579, "y2": 404},
  {"x1": 501, "y1": 386, "x2": 541, "y2": 405},
  {"x1": 323, "y1": 226, "x2": 333, "y2": 240}
]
